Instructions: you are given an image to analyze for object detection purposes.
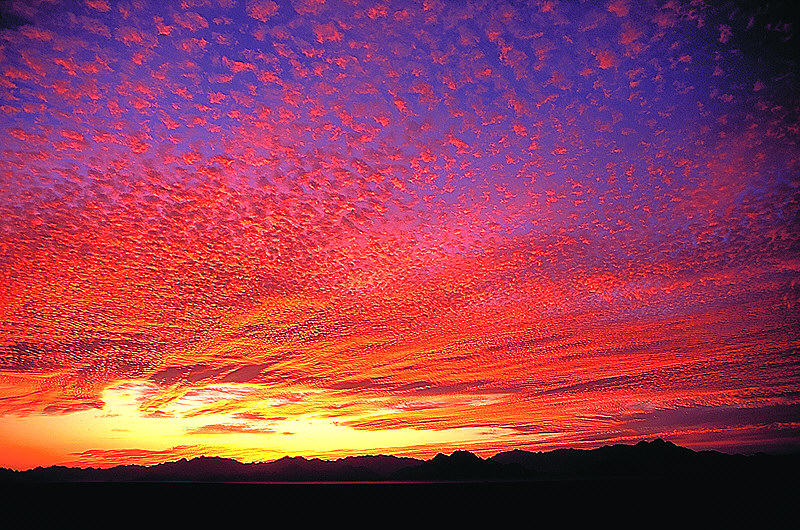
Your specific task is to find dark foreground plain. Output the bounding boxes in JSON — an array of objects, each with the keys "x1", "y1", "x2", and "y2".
[
  {"x1": 2, "y1": 440, "x2": 797, "y2": 526},
  {"x1": 3, "y1": 477, "x2": 797, "y2": 527}
]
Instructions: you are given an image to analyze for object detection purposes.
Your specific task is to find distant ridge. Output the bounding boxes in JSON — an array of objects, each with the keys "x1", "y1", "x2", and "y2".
[{"x1": 2, "y1": 439, "x2": 798, "y2": 483}]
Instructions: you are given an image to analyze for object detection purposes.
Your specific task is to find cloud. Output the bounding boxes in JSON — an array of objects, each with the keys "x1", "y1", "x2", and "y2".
[
  {"x1": 188, "y1": 423, "x2": 277, "y2": 435},
  {"x1": 313, "y1": 22, "x2": 343, "y2": 43},
  {"x1": 626, "y1": 404, "x2": 800, "y2": 432},
  {"x1": 43, "y1": 401, "x2": 104, "y2": 415},
  {"x1": 607, "y1": 0, "x2": 629, "y2": 17},
  {"x1": 221, "y1": 365, "x2": 268, "y2": 383},
  {"x1": 68, "y1": 446, "x2": 203, "y2": 467},
  {"x1": 247, "y1": 0, "x2": 279, "y2": 23}
]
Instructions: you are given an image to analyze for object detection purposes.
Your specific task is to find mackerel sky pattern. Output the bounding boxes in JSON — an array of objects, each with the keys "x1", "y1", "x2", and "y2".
[{"x1": 0, "y1": 0, "x2": 798, "y2": 468}]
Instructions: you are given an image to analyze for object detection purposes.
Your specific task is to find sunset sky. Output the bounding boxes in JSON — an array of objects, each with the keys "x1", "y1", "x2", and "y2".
[{"x1": 1, "y1": 0, "x2": 798, "y2": 470}]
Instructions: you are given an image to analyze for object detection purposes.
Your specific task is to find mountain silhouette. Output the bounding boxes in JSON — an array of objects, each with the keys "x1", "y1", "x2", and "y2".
[
  {"x1": 392, "y1": 450, "x2": 523, "y2": 481},
  {"x1": 2, "y1": 439, "x2": 797, "y2": 483},
  {"x1": 491, "y1": 438, "x2": 798, "y2": 480}
]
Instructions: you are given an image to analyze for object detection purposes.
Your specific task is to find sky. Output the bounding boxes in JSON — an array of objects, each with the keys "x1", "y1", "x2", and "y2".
[{"x1": 0, "y1": 0, "x2": 798, "y2": 470}]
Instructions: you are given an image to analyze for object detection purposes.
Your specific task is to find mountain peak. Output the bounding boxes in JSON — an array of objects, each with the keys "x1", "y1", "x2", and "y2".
[
  {"x1": 449, "y1": 450, "x2": 482, "y2": 461},
  {"x1": 638, "y1": 438, "x2": 671, "y2": 446}
]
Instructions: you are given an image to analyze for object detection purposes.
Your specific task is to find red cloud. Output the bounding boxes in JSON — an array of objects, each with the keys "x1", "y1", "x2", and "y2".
[
  {"x1": 247, "y1": 0, "x2": 279, "y2": 23},
  {"x1": 314, "y1": 22, "x2": 343, "y2": 43},
  {"x1": 593, "y1": 49, "x2": 617, "y2": 69}
]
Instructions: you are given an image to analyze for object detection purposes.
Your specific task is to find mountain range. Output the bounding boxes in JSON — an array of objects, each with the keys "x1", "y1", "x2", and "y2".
[{"x1": 2, "y1": 439, "x2": 798, "y2": 483}]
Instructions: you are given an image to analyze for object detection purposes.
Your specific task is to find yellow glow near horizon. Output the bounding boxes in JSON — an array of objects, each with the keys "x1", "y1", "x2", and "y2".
[{"x1": 0, "y1": 379, "x2": 516, "y2": 470}]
